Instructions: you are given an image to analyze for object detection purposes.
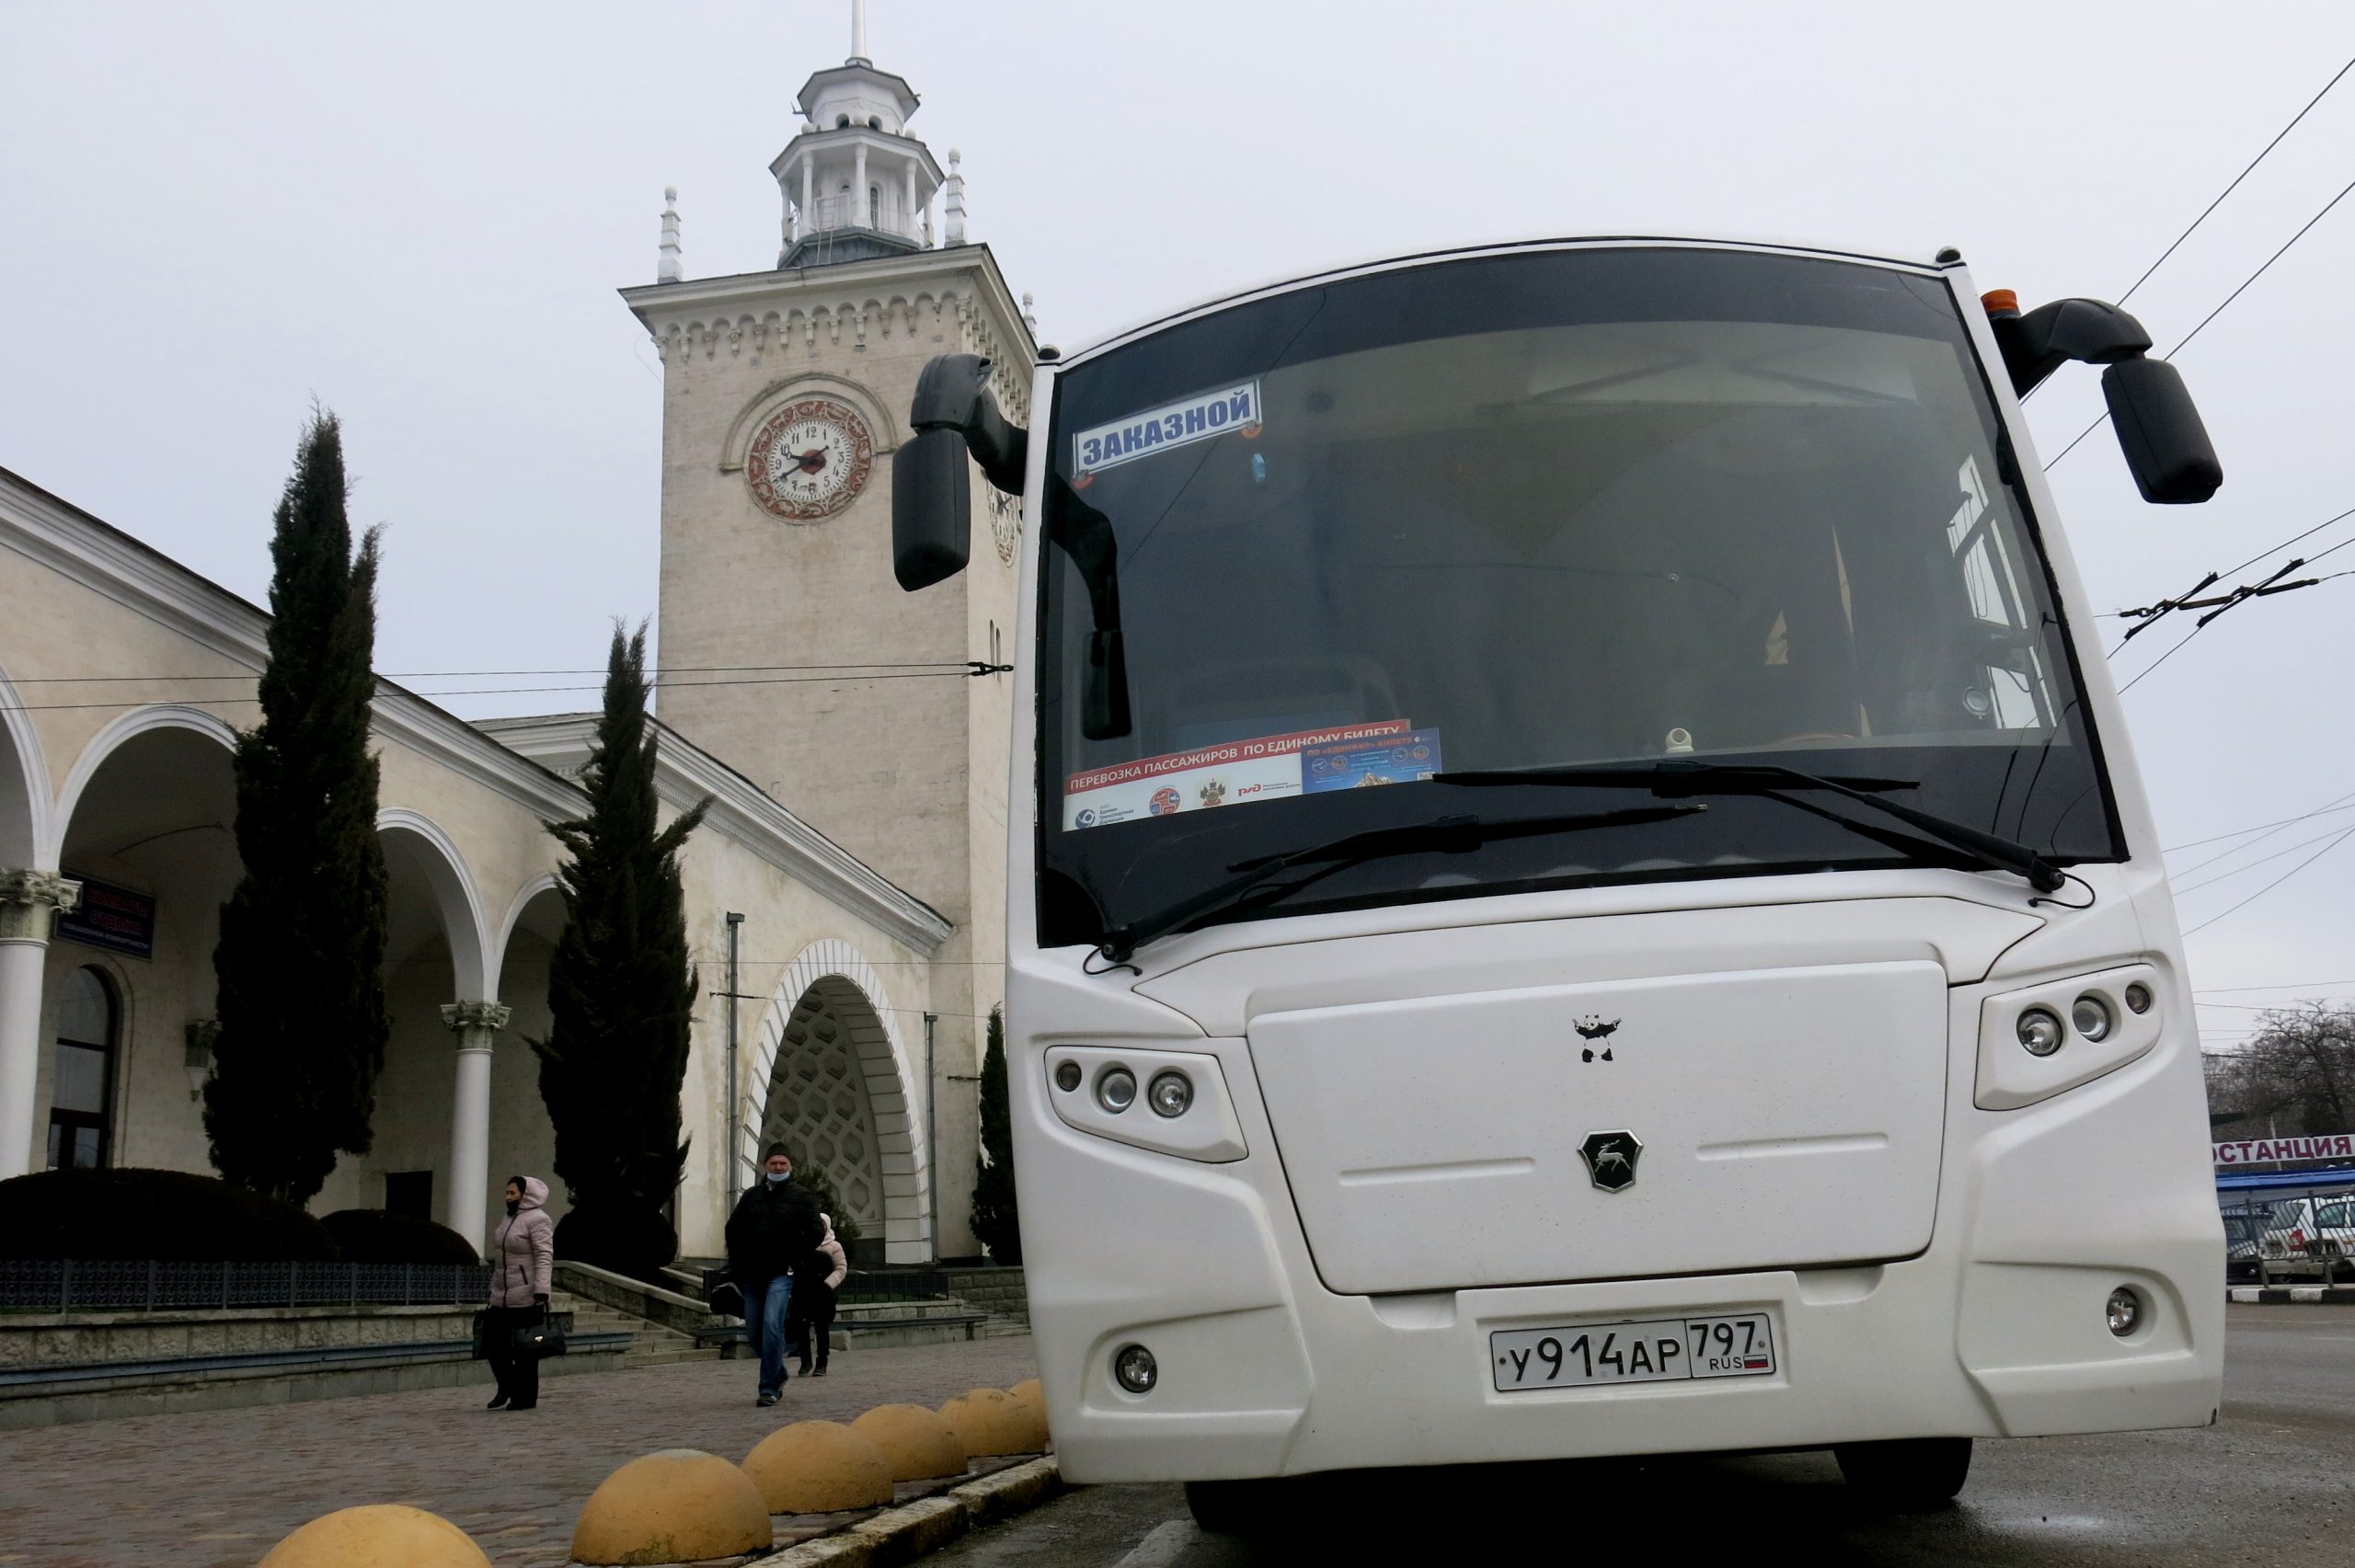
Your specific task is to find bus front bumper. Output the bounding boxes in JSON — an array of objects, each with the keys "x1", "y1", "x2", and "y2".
[{"x1": 1033, "y1": 1240, "x2": 2222, "y2": 1483}]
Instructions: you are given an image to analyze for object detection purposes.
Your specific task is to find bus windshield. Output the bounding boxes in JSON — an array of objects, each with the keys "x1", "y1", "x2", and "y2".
[{"x1": 1036, "y1": 246, "x2": 2116, "y2": 950}]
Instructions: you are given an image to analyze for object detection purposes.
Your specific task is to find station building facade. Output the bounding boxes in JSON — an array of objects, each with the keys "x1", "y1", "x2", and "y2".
[
  {"x1": 0, "y1": 17, "x2": 1020, "y2": 1265},
  {"x1": 0, "y1": 466, "x2": 965, "y2": 1263}
]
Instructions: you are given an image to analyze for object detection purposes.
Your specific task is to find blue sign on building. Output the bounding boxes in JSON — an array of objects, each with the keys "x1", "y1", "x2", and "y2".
[{"x1": 56, "y1": 875, "x2": 156, "y2": 959}]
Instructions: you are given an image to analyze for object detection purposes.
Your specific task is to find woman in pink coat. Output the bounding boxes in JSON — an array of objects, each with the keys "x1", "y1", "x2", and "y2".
[
  {"x1": 486, "y1": 1174, "x2": 554, "y2": 1411},
  {"x1": 790, "y1": 1213, "x2": 850, "y2": 1377}
]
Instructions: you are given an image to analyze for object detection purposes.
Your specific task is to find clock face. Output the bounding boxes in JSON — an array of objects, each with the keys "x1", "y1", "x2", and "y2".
[
  {"x1": 747, "y1": 398, "x2": 875, "y2": 521},
  {"x1": 989, "y1": 488, "x2": 1021, "y2": 563}
]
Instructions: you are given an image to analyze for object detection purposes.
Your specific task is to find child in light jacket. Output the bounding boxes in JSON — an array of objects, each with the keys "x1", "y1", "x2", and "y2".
[{"x1": 790, "y1": 1213, "x2": 850, "y2": 1376}]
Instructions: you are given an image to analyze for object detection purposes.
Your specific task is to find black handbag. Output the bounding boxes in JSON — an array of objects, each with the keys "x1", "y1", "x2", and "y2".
[{"x1": 513, "y1": 1309, "x2": 567, "y2": 1360}]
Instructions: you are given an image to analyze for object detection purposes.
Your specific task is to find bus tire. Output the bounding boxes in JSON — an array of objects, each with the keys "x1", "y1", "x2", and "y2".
[
  {"x1": 1833, "y1": 1437, "x2": 1971, "y2": 1508},
  {"x1": 1184, "y1": 1478, "x2": 1295, "y2": 1539}
]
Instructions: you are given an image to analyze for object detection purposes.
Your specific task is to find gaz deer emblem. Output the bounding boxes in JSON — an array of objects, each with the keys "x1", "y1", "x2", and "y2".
[{"x1": 1580, "y1": 1130, "x2": 1643, "y2": 1193}]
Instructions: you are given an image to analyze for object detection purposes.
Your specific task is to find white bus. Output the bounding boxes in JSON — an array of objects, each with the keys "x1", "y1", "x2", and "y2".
[{"x1": 891, "y1": 237, "x2": 2225, "y2": 1528}]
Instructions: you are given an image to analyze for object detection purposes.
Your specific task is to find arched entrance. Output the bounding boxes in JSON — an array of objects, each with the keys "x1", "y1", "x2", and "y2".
[
  {"x1": 39, "y1": 705, "x2": 241, "y2": 1175},
  {"x1": 749, "y1": 939, "x2": 930, "y2": 1265},
  {"x1": 360, "y1": 809, "x2": 495, "y2": 1245},
  {"x1": 486, "y1": 875, "x2": 566, "y2": 1233}
]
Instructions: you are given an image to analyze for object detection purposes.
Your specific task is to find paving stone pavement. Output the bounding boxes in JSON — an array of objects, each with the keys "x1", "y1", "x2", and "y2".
[{"x1": 0, "y1": 1333, "x2": 1040, "y2": 1568}]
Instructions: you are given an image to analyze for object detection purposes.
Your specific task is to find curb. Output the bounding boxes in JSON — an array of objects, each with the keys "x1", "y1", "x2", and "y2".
[
  {"x1": 2228, "y1": 1286, "x2": 2355, "y2": 1304},
  {"x1": 762, "y1": 1457, "x2": 1066, "y2": 1567}
]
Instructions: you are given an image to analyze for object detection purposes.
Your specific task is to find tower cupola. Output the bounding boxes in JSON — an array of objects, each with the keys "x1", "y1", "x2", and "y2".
[{"x1": 771, "y1": 1, "x2": 951, "y2": 268}]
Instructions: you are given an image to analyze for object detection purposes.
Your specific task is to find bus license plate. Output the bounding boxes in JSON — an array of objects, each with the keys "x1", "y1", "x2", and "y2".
[{"x1": 1490, "y1": 1312, "x2": 1777, "y2": 1391}]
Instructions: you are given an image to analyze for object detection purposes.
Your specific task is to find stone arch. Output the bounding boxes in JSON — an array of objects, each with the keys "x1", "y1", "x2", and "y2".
[
  {"x1": 50, "y1": 704, "x2": 237, "y2": 867},
  {"x1": 488, "y1": 871, "x2": 564, "y2": 998},
  {"x1": 0, "y1": 657, "x2": 50, "y2": 869},
  {"x1": 747, "y1": 937, "x2": 929, "y2": 1264},
  {"x1": 374, "y1": 807, "x2": 491, "y2": 1002}
]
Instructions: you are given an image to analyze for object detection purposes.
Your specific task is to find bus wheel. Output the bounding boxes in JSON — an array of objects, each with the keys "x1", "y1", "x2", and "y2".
[
  {"x1": 1185, "y1": 1479, "x2": 1296, "y2": 1539},
  {"x1": 1833, "y1": 1437, "x2": 1972, "y2": 1509}
]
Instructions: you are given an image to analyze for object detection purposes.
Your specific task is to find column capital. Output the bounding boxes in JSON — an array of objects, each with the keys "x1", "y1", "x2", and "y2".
[
  {"x1": 444, "y1": 1002, "x2": 515, "y2": 1036},
  {"x1": 0, "y1": 871, "x2": 80, "y2": 944}
]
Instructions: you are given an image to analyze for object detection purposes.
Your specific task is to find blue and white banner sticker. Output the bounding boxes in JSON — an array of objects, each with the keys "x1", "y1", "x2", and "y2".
[{"x1": 1073, "y1": 381, "x2": 1260, "y2": 476}]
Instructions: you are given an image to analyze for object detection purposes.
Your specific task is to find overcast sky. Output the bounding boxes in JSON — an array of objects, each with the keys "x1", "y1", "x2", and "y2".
[{"x1": 4, "y1": 2, "x2": 2352, "y2": 1017}]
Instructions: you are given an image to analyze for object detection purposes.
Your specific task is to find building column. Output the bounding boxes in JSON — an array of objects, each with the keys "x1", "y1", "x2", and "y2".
[
  {"x1": 800, "y1": 157, "x2": 813, "y2": 235},
  {"x1": 902, "y1": 158, "x2": 916, "y2": 239},
  {"x1": 0, "y1": 872, "x2": 80, "y2": 1178},
  {"x1": 441, "y1": 1001, "x2": 511, "y2": 1253},
  {"x1": 855, "y1": 143, "x2": 868, "y2": 226}
]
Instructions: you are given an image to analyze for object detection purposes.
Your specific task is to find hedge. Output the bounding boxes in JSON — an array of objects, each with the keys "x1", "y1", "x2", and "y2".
[
  {"x1": 0, "y1": 1168, "x2": 339, "y2": 1261},
  {"x1": 320, "y1": 1208, "x2": 478, "y2": 1265}
]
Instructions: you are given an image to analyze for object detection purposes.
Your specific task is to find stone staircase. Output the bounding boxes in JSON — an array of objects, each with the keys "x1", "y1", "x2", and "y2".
[
  {"x1": 548, "y1": 1289, "x2": 720, "y2": 1368},
  {"x1": 607, "y1": 1262, "x2": 1040, "y2": 1356}
]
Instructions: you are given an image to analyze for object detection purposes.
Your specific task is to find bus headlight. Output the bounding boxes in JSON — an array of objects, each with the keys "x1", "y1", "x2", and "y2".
[
  {"x1": 2016, "y1": 1008, "x2": 2064, "y2": 1057},
  {"x1": 1096, "y1": 1067, "x2": 1138, "y2": 1114},
  {"x1": 1042, "y1": 1045, "x2": 1248, "y2": 1161},
  {"x1": 1148, "y1": 1070, "x2": 1193, "y2": 1118},
  {"x1": 1975, "y1": 963, "x2": 2165, "y2": 1111}
]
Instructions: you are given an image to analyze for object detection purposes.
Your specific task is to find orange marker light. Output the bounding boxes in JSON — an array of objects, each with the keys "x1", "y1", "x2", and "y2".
[{"x1": 1982, "y1": 289, "x2": 2020, "y2": 315}]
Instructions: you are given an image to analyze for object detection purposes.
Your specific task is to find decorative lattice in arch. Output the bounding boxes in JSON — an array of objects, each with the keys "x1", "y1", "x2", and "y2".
[
  {"x1": 757, "y1": 979, "x2": 884, "y2": 1228},
  {"x1": 743, "y1": 938, "x2": 932, "y2": 1263}
]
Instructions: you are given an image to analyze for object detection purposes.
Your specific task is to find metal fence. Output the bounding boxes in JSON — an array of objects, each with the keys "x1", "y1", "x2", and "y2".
[
  {"x1": 2222, "y1": 1184, "x2": 2355, "y2": 1287},
  {"x1": 835, "y1": 1268, "x2": 951, "y2": 1305},
  {"x1": 0, "y1": 1259, "x2": 491, "y2": 1312}
]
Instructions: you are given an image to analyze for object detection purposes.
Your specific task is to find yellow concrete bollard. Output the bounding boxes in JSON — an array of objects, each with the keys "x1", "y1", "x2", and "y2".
[
  {"x1": 1002, "y1": 1380, "x2": 1052, "y2": 1452},
  {"x1": 570, "y1": 1448, "x2": 775, "y2": 1566},
  {"x1": 742, "y1": 1421, "x2": 897, "y2": 1514},
  {"x1": 939, "y1": 1387, "x2": 1041, "y2": 1458},
  {"x1": 258, "y1": 1504, "x2": 491, "y2": 1567},
  {"x1": 850, "y1": 1402, "x2": 971, "y2": 1481}
]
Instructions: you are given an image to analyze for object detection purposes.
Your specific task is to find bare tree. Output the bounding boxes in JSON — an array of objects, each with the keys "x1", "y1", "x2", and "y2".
[{"x1": 2210, "y1": 1002, "x2": 2355, "y2": 1137}]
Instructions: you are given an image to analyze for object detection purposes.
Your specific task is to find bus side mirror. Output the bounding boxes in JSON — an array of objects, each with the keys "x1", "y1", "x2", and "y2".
[
  {"x1": 2103, "y1": 358, "x2": 2223, "y2": 504},
  {"x1": 893, "y1": 353, "x2": 1029, "y2": 592},
  {"x1": 892, "y1": 429, "x2": 973, "y2": 590}
]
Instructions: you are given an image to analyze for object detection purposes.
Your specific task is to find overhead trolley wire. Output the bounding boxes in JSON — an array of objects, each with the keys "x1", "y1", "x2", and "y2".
[
  {"x1": 0, "y1": 659, "x2": 987, "y2": 683},
  {"x1": 2181, "y1": 823, "x2": 2355, "y2": 934},
  {"x1": 2044, "y1": 172, "x2": 2355, "y2": 472},
  {"x1": 2111, "y1": 56, "x2": 2355, "y2": 311},
  {"x1": 0, "y1": 663, "x2": 1016, "y2": 715},
  {"x1": 2172, "y1": 820, "x2": 2355, "y2": 896},
  {"x1": 2165, "y1": 793, "x2": 2355, "y2": 854}
]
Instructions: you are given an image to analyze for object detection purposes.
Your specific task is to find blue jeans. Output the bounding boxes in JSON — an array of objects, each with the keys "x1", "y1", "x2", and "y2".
[{"x1": 741, "y1": 1274, "x2": 796, "y2": 1395}]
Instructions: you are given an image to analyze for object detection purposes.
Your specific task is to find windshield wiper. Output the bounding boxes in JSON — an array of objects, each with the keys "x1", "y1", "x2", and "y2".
[
  {"x1": 1094, "y1": 804, "x2": 1706, "y2": 967},
  {"x1": 1431, "y1": 759, "x2": 2065, "y2": 894}
]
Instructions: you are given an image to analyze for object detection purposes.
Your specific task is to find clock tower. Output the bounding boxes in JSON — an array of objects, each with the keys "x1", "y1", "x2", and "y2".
[{"x1": 621, "y1": 3, "x2": 1031, "y2": 1259}]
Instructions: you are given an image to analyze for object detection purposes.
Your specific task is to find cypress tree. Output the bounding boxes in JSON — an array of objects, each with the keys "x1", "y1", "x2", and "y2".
[
  {"x1": 971, "y1": 1007, "x2": 1020, "y2": 1263},
  {"x1": 532, "y1": 625, "x2": 710, "y2": 1279},
  {"x1": 204, "y1": 413, "x2": 391, "y2": 1203}
]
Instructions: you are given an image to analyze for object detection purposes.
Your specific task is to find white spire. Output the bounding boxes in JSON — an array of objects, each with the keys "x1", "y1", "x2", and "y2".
[
  {"x1": 657, "y1": 186, "x2": 683, "y2": 283},
  {"x1": 850, "y1": 0, "x2": 868, "y2": 63},
  {"x1": 944, "y1": 149, "x2": 966, "y2": 246}
]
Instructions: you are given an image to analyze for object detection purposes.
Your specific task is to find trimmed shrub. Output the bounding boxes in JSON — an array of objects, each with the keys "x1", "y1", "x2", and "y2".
[
  {"x1": 552, "y1": 1203, "x2": 675, "y2": 1287},
  {"x1": 0, "y1": 1167, "x2": 339, "y2": 1261},
  {"x1": 319, "y1": 1208, "x2": 477, "y2": 1265}
]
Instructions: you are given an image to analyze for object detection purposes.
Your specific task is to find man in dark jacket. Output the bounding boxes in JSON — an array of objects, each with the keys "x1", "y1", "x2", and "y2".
[{"x1": 725, "y1": 1141, "x2": 824, "y2": 1406}]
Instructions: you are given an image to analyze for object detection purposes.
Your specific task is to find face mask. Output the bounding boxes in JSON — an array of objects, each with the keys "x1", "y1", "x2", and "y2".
[{"x1": 765, "y1": 1170, "x2": 791, "y2": 1185}]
